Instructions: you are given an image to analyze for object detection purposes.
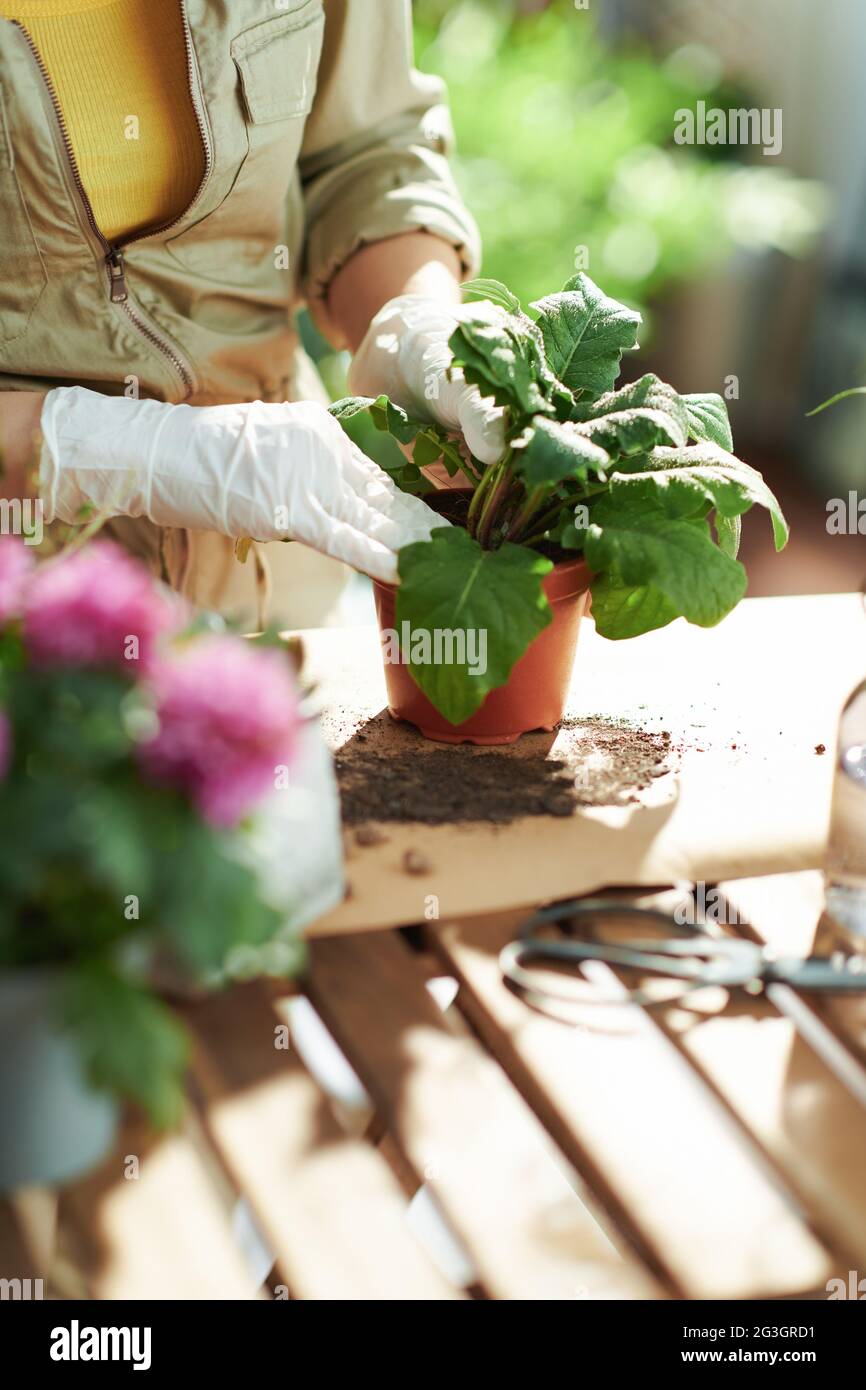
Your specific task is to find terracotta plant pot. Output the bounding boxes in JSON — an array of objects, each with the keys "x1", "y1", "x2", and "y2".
[{"x1": 373, "y1": 492, "x2": 591, "y2": 744}]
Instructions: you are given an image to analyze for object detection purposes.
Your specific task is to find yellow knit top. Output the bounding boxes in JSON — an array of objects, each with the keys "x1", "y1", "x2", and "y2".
[{"x1": 2, "y1": 0, "x2": 204, "y2": 242}]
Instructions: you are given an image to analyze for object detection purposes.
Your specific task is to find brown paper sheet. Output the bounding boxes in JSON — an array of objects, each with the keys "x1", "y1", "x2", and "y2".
[{"x1": 299, "y1": 593, "x2": 865, "y2": 935}]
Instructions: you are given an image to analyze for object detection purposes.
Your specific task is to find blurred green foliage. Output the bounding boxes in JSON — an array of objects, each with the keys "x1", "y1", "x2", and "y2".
[
  {"x1": 413, "y1": 0, "x2": 825, "y2": 314},
  {"x1": 0, "y1": 628, "x2": 293, "y2": 1125},
  {"x1": 309, "y1": 0, "x2": 827, "y2": 473}
]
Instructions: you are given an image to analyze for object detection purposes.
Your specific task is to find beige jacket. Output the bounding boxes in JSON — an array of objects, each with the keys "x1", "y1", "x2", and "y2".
[{"x1": 0, "y1": 0, "x2": 480, "y2": 623}]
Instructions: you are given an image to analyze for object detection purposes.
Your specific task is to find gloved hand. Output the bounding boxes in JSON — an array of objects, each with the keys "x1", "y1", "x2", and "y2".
[
  {"x1": 348, "y1": 295, "x2": 507, "y2": 467},
  {"x1": 39, "y1": 387, "x2": 446, "y2": 583}
]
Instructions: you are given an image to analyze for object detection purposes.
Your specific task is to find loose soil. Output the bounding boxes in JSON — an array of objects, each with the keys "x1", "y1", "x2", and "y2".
[{"x1": 335, "y1": 716, "x2": 676, "y2": 827}]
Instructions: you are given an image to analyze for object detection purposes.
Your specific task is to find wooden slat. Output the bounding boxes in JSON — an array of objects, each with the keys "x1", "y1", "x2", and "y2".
[
  {"x1": 4, "y1": 1188, "x2": 56, "y2": 1277},
  {"x1": 184, "y1": 981, "x2": 458, "y2": 1301},
  {"x1": 723, "y1": 871, "x2": 866, "y2": 1067},
  {"x1": 428, "y1": 910, "x2": 833, "y2": 1299},
  {"x1": 658, "y1": 990, "x2": 866, "y2": 1271},
  {"x1": 306, "y1": 931, "x2": 662, "y2": 1301},
  {"x1": 0, "y1": 1199, "x2": 39, "y2": 1287},
  {"x1": 711, "y1": 872, "x2": 866, "y2": 1267},
  {"x1": 562, "y1": 884, "x2": 866, "y2": 1274},
  {"x1": 59, "y1": 1112, "x2": 257, "y2": 1300}
]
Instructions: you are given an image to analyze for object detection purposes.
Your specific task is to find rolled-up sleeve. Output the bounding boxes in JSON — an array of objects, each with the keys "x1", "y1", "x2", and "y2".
[{"x1": 299, "y1": 0, "x2": 481, "y2": 341}]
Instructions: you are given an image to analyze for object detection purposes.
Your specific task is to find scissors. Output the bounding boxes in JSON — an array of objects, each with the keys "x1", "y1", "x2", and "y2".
[{"x1": 500, "y1": 897, "x2": 866, "y2": 1013}]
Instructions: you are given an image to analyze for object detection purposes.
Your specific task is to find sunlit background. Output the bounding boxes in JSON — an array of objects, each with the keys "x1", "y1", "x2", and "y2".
[{"x1": 305, "y1": 0, "x2": 866, "y2": 599}]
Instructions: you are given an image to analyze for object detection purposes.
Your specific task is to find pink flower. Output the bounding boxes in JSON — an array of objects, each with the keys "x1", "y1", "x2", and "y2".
[
  {"x1": 0, "y1": 712, "x2": 10, "y2": 779},
  {"x1": 23, "y1": 541, "x2": 180, "y2": 674},
  {"x1": 138, "y1": 636, "x2": 302, "y2": 827},
  {"x1": 0, "y1": 538, "x2": 34, "y2": 625}
]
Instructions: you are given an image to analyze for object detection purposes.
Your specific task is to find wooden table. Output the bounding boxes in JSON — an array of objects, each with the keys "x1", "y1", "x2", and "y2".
[
  {"x1": 309, "y1": 594, "x2": 866, "y2": 933},
  {"x1": 4, "y1": 870, "x2": 866, "y2": 1301}
]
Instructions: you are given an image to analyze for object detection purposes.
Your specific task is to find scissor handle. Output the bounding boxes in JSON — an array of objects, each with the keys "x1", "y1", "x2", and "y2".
[
  {"x1": 503, "y1": 898, "x2": 866, "y2": 1012},
  {"x1": 522, "y1": 897, "x2": 760, "y2": 977},
  {"x1": 518, "y1": 898, "x2": 690, "y2": 940}
]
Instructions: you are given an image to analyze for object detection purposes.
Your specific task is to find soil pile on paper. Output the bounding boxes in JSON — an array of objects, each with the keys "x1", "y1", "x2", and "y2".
[{"x1": 336, "y1": 716, "x2": 675, "y2": 826}]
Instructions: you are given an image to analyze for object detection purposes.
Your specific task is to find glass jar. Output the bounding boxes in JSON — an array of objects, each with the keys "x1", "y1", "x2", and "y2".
[{"x1": 825, "y1": 670, "x2": 866, "y2": 946}]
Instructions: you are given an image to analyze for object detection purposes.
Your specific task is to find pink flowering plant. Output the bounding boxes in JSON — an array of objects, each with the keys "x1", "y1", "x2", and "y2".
[{"x1": 0, "y1": 539, "x2": 304, "y2": 1124}]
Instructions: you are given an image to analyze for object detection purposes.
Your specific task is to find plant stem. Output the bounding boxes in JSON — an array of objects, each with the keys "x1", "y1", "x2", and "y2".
[
  {"x1": 504, "y1": 485, "x2": 546, "y2": 543},
  {"x1": 54, "y1": 509, "x2": 110, "y2": 559},
  {"x1": 506, "y1": 477, "x2": 613, "y2": 547},
  {"x1": 509, "y1": 493, "x2": 570, "y2": 544},
  {"x1": 466, "y1": 462, "x2": 496, "y2": 535},
  {"x1": 496, "y1": 480, "x2": 525, "y2": 535},
  {"x1": 476, "y1": 452, "x2": 514, "y2": 549}
]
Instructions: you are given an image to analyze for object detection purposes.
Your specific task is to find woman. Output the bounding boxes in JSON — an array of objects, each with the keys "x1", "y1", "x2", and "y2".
[{"x1": 0, "y1": 0, "x2": 504, "y2": 625}]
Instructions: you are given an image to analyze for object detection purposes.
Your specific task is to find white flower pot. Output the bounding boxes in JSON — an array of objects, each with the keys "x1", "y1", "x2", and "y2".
[{"x1": 0, "y1": 968, "x2": 118, "y2": 1192}]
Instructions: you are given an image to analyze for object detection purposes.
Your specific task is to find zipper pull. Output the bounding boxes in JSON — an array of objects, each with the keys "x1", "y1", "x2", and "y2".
[{"x1": 106, "y1": 249, "x2": 128, "y2": 303}]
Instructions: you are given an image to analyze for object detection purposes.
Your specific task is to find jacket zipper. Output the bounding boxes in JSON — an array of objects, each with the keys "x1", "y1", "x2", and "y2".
[{"x1": 13, "y1": 6, "x2": 213, "y2": 400}]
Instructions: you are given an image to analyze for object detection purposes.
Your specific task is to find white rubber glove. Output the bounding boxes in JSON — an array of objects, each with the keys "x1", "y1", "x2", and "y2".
[
  {"x1": 39, "y1": 387, "x2": 446, "y2": 583},
  {"x1": 348, "y1": 295, "x2": 508, "y2": 466}
]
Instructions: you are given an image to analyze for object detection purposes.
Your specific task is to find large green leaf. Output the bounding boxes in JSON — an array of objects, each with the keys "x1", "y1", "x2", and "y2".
[
  {"x1": 607, "y1": 443, "x2": 789, "y2": 549},
  {"x1": 512, "y1": 417, "x2": 609, "y2": 490},
  {"x1": 449, "y1": 317, "x2": 554, "y2": 418},
  {"x1": 585, "y1": 492, "x2": 747, "y2": 637},
  {"x1": 395, "y1": 527, "x2": 553, "y2": 725},
  {"x1": 530, "y1": 272, "x2": 641, "y2": 399},
  {"x1": 571, "y1": 373, "x2": 689, "y2": 431},
  {"x1": 680, "y1": 392, "x2": 734, "y2": 451},
  {"x1": 589, "y1": 574, "x2": 681, "y2": 640},
  {"x1": 574, "y1": 407, "x2": 686, "y2": 457}
]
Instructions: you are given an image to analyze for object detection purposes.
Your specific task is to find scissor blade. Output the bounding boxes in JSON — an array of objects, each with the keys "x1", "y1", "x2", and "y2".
[{"x1": 764, "y1": 957, "x2": 866, "y2": 991}]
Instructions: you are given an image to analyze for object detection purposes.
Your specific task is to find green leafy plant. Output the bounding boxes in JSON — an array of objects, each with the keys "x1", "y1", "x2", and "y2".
[
  {"x1": 0, "y1": 541, "x2": 306, "y2": 1127},
  {"x1": 331, "y1": 272, "x2": 788, "y2": 725}
]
